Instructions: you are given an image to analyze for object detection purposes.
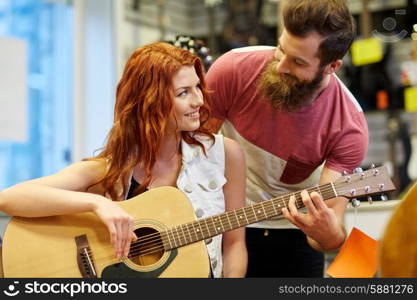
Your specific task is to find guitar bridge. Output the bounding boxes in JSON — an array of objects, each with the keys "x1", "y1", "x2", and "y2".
[{"x1": 75, "y1": 234, "x2": 97, "y2": 278}]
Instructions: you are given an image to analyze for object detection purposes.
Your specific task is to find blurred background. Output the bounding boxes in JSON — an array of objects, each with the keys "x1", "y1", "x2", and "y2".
[{"x1": 0, "y1": 0, "x2": 416, "y2": 248}]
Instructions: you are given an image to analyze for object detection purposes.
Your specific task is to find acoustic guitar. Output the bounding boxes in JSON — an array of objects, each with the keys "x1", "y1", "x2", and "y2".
[
  {"x1": 379, "y1": 180, "x2": 417, "y2": 277},
  {"x1": 2, "y1": 166, "x2": 394, "y2": 278}
]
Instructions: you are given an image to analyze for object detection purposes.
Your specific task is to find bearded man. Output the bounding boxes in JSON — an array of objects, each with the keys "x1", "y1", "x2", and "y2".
[{"x1": 205, "y1": 0, "x2": 368, "y2": 277}]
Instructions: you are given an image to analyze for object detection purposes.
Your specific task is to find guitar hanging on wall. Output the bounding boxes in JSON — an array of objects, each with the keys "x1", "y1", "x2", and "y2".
[
  {"x1": 2, "y1": 166, "x2": 395, "y2": 278},
  {"x1": 167, "y1": 35, "x2": 213, "y2": 71}
]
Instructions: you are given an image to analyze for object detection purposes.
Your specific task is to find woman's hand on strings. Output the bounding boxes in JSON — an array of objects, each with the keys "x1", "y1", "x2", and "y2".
[{"x1": 93, "y1": 198, "x2": 138, "y2": 259}]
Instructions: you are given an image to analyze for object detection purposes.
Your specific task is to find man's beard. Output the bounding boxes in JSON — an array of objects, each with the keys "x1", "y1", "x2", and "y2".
[{"x1": 258, "y1": 60, "x2": 325, "y2": 112}]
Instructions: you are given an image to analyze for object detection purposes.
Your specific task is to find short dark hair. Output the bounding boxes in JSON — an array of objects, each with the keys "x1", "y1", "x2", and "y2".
[{"x1": 283, "y1": 0, "x2": 356, "y2": 66}]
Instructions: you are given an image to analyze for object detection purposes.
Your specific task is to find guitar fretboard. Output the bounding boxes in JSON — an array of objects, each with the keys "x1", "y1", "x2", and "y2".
[{"x1": 161, "y1": 183, "x2": 337, "y2": 250}]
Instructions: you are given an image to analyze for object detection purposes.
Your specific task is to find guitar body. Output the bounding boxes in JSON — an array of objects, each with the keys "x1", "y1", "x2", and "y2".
[
  {"x1": 2, "y1": 187, "x2": 210, "y2": 278},
  {"x1": 379, "y1": 181, "x2": 417, "y2": 277}
]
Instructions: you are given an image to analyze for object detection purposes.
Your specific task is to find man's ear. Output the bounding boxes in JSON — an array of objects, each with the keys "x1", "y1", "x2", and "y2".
[{"x1": 324, "y1": 59, "x2": 342, "y2": 75}]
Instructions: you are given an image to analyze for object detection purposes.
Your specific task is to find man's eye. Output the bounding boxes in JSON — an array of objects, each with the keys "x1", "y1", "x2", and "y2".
[{"x1": 294, "y1": 59, "x2": 304, "y2": 66}]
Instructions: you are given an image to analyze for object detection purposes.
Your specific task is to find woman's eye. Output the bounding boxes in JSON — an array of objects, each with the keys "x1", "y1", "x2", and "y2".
[{"x1": 177, "y1": 90, "x2": 187, "y2": 97}]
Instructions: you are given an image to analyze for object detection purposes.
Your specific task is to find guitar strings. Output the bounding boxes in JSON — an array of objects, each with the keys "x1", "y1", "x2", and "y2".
[
  {"x1": 92, "y1": 180, "x2": 381, "y2": 261},
  {"x1": 123, "y1": 185, "x2": 339, "y2": 258},
  {"x1": 127, "y1": 186, "x2": 331, "y2": 247},
  {"x1": 119, "y1": 190, "x2": 336, "y2": 258},
  {"x1": 90, "y1": 185, "x2": 336, "y2": 262},
  {"x1": 125, "y1": 180, "x2": 381, "y2": 258},
  {"x1": 125, "y1": 184, "x2": 337, "y2": 257}
]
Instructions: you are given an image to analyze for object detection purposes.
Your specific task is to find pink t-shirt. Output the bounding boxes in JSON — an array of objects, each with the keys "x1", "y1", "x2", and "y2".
[{"x1": 206, "y1": 46, "x2": 368, "y2": 228}]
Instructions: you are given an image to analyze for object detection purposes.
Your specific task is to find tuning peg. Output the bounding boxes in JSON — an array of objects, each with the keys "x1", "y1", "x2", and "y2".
[
  {"x1": 351, "y1": 198, "x2": 361, "y2": 208},
  {"x1": 354, "y1": 167, "x2": 363, "y2": 174},
  {"x1": 200, "y1": 47, "x2": 209, "y2": 55},
  {"x1": 367, "y1": 196, "x2": 373, "y2": 204},
  {"x1": 380, "y1": 194, "x2": 388, "y2": 201}
]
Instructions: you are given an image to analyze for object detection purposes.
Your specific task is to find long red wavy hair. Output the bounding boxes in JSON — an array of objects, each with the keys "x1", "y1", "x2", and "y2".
[{"x1": 89, "y1": 42, "x2": 213, "y2": 200}]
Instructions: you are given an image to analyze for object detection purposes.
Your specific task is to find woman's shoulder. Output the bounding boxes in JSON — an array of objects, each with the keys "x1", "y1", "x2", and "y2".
[
  {"x1": 192, "y1": 134, "x2": 242, "y2": 153},
  {"x1": 59, "y1": 159, "x2": 108, "y2": 183}
]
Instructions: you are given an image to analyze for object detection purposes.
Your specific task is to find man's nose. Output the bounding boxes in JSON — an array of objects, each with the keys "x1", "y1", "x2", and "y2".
[{"x1": 275, "y1": 57, "x2": 290, "y2": 74}]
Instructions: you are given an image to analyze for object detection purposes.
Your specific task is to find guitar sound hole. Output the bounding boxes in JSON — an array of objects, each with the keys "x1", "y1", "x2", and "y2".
[{"x1": 128, "y1": 227, "x2": 164, "y2": 267}]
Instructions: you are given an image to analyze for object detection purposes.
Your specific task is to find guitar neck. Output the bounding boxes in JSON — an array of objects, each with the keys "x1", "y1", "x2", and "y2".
[{"x1": 162, "y1": 182, "x2": 337, "y2": 250}]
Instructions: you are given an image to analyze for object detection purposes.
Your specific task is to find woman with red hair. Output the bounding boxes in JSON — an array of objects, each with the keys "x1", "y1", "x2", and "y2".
[{"x1": 0, "y1": 42, "x2": 247, "y2": 277}]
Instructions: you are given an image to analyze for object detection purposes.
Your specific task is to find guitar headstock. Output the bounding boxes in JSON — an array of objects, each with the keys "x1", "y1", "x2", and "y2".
[{"x1": 334, "y1": 165, "x2": 396, "y2": 206}]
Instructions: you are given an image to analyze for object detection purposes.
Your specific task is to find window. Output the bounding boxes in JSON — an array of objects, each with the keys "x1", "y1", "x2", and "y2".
[{"x1": 0, "y1": 0, "x2": 73, "y2": 189}]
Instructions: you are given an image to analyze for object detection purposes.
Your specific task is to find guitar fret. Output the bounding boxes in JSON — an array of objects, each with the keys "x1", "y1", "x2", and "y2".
[
  {"x1": 164, "y1": 231, "x2": 172, "y2": 250},
  {"x1": 218, "y1": 216, "x2": 224, "y2": 232},
  {"x1": 290, "y1": 192, "x2": 297, "y2": 208},
  {"x1": 213, "y1": 216, "x2": 224, "y2": 233},
  {"x1": 225, "y1": 212, "x2": 233, "y2": 230},
  {"x1": 250, "y1": 205, "x2": 258, "y2": 223},
  {"x1": 330, "y1": 182, "x2": 337, "y2": 197},
  {"x1": 239, "y1": 209, "x2": 248, "y2": 225},
  {"x1": 177, "y1": 225, "x2": 184, "y2": 246},
  {"x1": 184, "y1": 223, "x2": 192, "y2": 244},
  {"x1": 192, "y1": 222, "x2": 199, "y2": 241},
  {"x1": 175, "y1": 227, "x2": 183, "y2": 247},
  {"x1": 179, "y1": 225, "x2": 187, "y2": 245},
  {"x1": 271, "y1": 199, "x2": 278, "y2": 216},
  {"x1": 260, "y1": 203, "x2": 268, "y2": 219},
  {"x1": 191, "y1": 222, "x2": 199, "y2": 242},
  {"x1": 184, "y1": 223, "x2": 192, "y2": 243},
  {"x1": 169, "y1": 228, "x2": 177, "y2": 248},
  {"x1": 185, "y1": 224, "x2": 192, "y2": 244},
  {"x1": 317, "y1": 185, "x2": 322, "y2": 196},
  {"x1": 232, "y1": 212, "x2": 240, "y2": 228},
  {"x1": 172, "y1": 227, "x2": 179, "y2": 247},
  {"x1": 233, "y1": 210, "x2": 240, "y2": 227},
  {"x1": 242, "y1": 207, "x2": 250, "y2": 224},
  {"x1": 204, "y1": 217, "x2": 213, "y2": 237},
  {"x1": 257, "y1": 204, "x2": 264, "y2": 218},
  {"x1": 266, "y1": 203, "x2": 274, "y2": 218},
  {"x1": 183, "y1": 225, "x2": 189, "y2": 245},
  {"x1": 196, "y1": 220, "x2": 205, "y2": 239},
  {"x1": 207, "y1": 216, "x2": 214, "y2": 235}
]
